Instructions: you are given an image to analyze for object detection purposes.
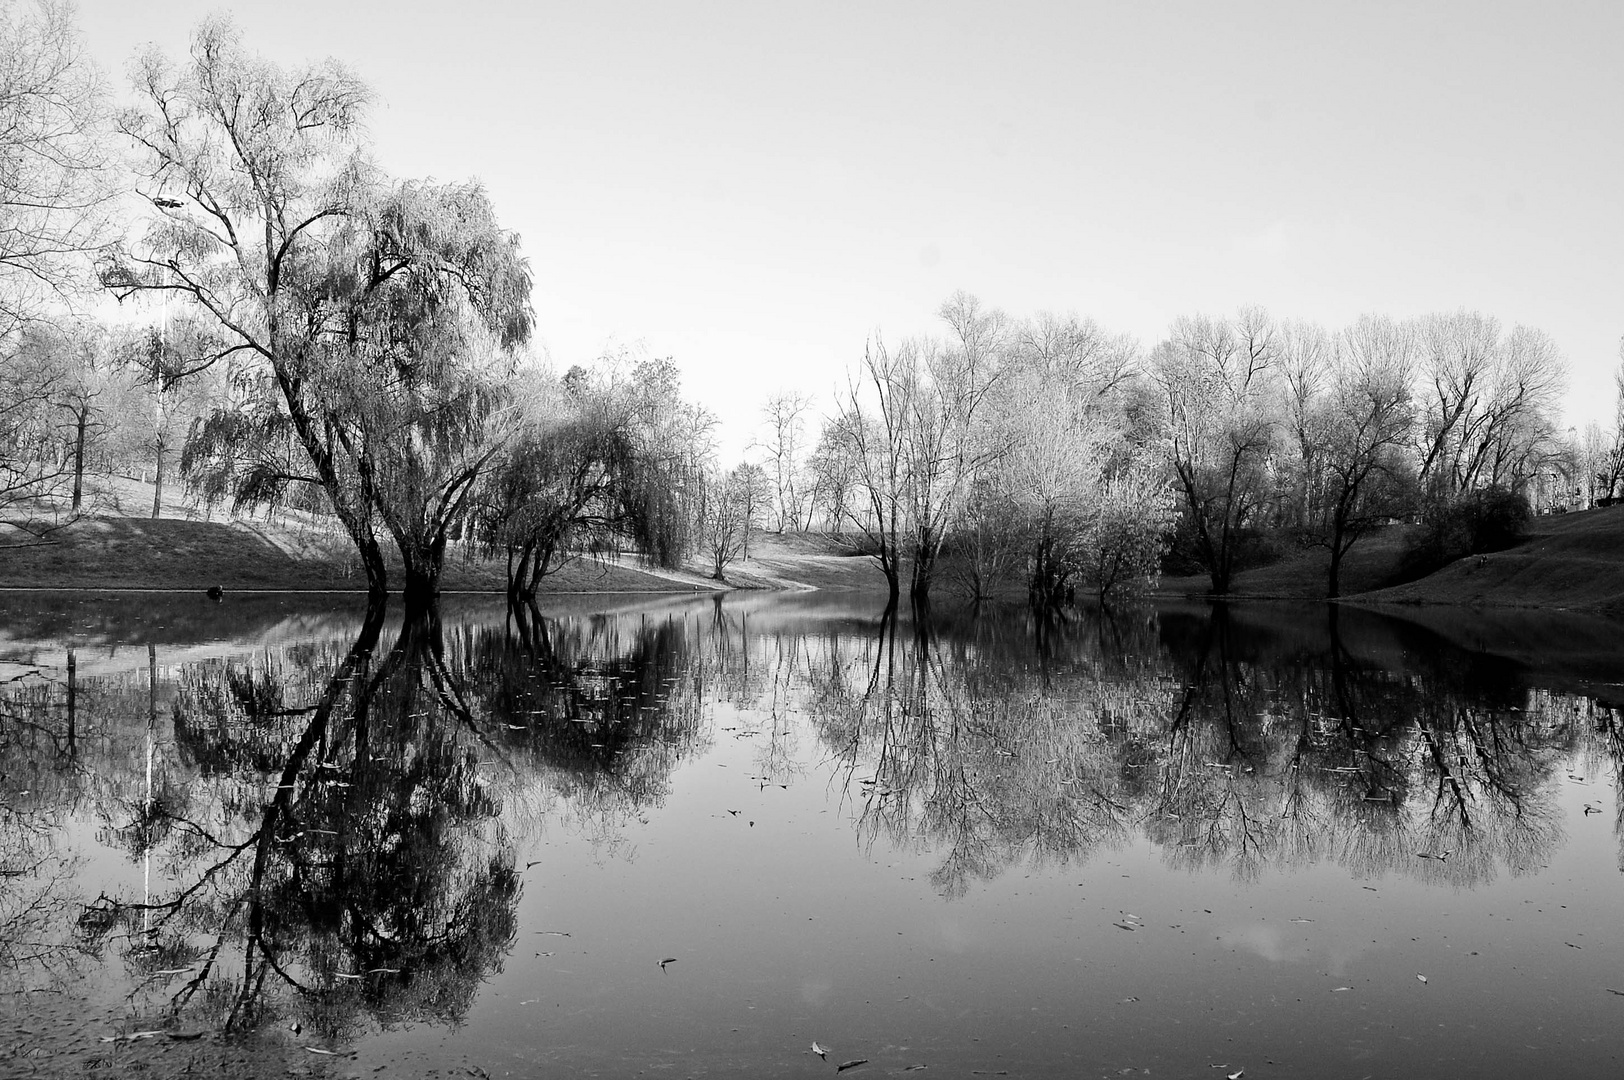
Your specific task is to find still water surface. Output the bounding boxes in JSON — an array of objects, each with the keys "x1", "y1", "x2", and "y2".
[{"x1": 1, "y1": 590, "x2": 1622, "y2": 1078}]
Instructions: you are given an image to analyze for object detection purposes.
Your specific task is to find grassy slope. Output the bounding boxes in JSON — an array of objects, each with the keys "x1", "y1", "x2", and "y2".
[
  {"x1": 1356, "y1": 504, "x2": 1624, "y2": 615},
  {"x1": 0, "y1": 515, "x2": 700, "y2": 593},
  {"x1": 1158, "y1": 505, "x2": 1624, "y2": 615},
  {"x1": 1157, "y1": 525, "x2": 1415, "y2": 602}
]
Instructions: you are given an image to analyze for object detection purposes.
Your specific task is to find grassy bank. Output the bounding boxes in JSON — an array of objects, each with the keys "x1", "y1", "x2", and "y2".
[
  {"x1": 0, "y1": 515, "x2": 701, "y2": 594},
  {"x1": 1356, "y1": 504, "x2": 1624, "y2": 616},
  {"x1": 1158, "y1": 505, "x2": 1624, "y2": 616},
  {"x1": 0, "y1": 514, "x2": 889, "y2": 596}
]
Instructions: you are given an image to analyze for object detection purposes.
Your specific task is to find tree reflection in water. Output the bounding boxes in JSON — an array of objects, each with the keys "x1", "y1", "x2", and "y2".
[
  {"x1": 0, "y1": 593, "x2": 1621, "y2": 1057},
  {"x1": 802, "y1": 600, "x2": 1605, "y2": 895},
  {"x1": 0, "y1": 595, "x2": 706, "y2": 1047}
]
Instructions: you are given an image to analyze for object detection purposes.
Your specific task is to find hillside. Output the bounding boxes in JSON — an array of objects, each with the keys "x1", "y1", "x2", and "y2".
[
  {"x1": 1158, "y1": 505, "x2": 1624, "y2": 616},
  {"x1": 1356, "y1": 504, "x2": 1624, "y2": 615}
]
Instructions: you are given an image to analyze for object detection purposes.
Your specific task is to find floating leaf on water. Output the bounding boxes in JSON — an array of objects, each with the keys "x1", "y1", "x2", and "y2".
[
  {"x1": 837, "y1": 1060, "x2": 869, "y2": 1072},
  {"x1": 1289, "y1": 918, "x2": 1314, "y2": 924},
  {"x1": 1605, "y1": 988, "x2": 1624, "y2": 996},
  {"x1": 1113, "y1": 922, "x2": 1138, "y2": 932},
  {"x1": 1416, "y1": 974, "x2": 1428, "y2": 984},
  {"x1": 1565, "y1": 942, "x2": 1582, "y2": 949},
  {"x1": 1228, "y1": 1071, "x2": 1244, "y2": 1080},
  {"x1": 811, "y1": 1041, "x2": 829, "y2": 1059}
]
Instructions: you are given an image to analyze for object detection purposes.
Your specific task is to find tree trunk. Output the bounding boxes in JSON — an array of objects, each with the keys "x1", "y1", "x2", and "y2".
[
  {"x1": 72, "y1": 408, "x2": 87, "y2": 511},
  {"x1": 401, "y1": 536, "x2": 446, "y2": 611},
  {"x1": 151, "y1": 437, "x2": 165, "y2": 519}
]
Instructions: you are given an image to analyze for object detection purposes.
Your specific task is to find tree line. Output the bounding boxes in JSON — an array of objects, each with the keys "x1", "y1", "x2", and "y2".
[{"x1": 0, "y1": 3, "x2": 1611, "y2": 611}]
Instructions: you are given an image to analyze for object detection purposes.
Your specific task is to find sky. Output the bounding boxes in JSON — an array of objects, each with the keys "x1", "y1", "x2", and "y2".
[{"x1": 70, "y1": 0, "x2": 1624, "y2": 458}]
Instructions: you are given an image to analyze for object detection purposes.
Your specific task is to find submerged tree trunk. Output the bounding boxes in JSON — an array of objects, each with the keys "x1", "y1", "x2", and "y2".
[{"x1": 401, "y1": 536, "x2": 447, "y2": 610}]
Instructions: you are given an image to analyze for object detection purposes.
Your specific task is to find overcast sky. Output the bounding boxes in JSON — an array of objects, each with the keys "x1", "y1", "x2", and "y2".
[{"x1": 74, "y1": 0, "x2": 1624, "y2": 457}]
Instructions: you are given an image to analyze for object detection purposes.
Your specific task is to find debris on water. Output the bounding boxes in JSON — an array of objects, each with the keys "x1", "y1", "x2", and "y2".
[
  {"x1": 99, "y1": 1031, "x2": 163, "y2": 1044},
  {"x1": 1331, "y1": 986, "x2": 1352, "y2": 992},
  {"x1": 1415, "y1": 850, "x2": 1451, "y2": 861},
  {"x1": 1120, "y1": 996, "x2": 1139, "y2": 1003},
  {"x1": 1583, "y1": 804, "x2": 1602, "y2": 815},
  {"x1": 812, "y1": 1040, "x2": 829, "y2": 1059},
  {"x1": 1416, "y1": 974, "x2": 1428, "y2": 984},
  {"x1": 1113, "y1": 922, "x2": 1138, "y2": 932},
  {"x1": 1565, "y1": 942, "x2": 1582, "y2": 949},
  {"x1": 1605, "y1": 988, "x2": 1624, "y2": 996},
  {"x1": 836, "y1": 1059, "x2": 869, "y2": 1072},
  {"x1": 1228, "y1": 1071, "x2": 1244, "y2": 1080},
  {"x1": 1289, "y1": 918, "x2": 1314, "y2": 923},
  {"x1": 534, "y1": 931, "x2": 571, "y2": 936},
  {"x1": 659, "y1": 957, "x2": 677, "y2": 970},
  {"x1": 726, "y1": 809, "x2": 741, "y2": 816}
]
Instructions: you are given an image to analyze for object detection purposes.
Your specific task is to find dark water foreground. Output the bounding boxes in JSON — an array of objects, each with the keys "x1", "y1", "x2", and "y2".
[{"x1": 1, "y1": 590, "x2": 1621, "y2": 1079}]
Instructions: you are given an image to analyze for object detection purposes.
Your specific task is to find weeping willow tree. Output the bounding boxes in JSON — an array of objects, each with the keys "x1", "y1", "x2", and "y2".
[
  {"x1": 473, "y1": 362, "x2": 704, "y2": 599},
  {"x1": 107, "y1": 17, "x2": 531, "y2": 603}
]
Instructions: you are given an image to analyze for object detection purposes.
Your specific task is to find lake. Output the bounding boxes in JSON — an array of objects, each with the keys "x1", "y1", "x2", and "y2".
[{"x1": 1, "y1": 589, "x2": 1621, "y2": 1078}]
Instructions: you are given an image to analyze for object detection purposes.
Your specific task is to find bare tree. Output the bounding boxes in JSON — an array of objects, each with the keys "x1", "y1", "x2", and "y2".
[
  {"x1": 835, "y1": 338, "x2": 913, "y2": 605},
  {"x1": 0, "y1": 0, "x2": 113, "y2": 344},
  {"x1": 696, "y1": 464, "x2": 753, "y2": 580},
  {"x1": 0, "y1": 335, "x2": 72, "y2": 535},
  {"x1": 1154, "y1": 308, "x2": 1282, "y2": 594},
  {"x1": 806, "y1": 413, "x2": 860, "y2": 535},
  {"x1": 755, "y1": 391, "x2": 813, "y2": 532},
  {"x1": 1414, "y1": 312, "x2": 1566, "y2": 498},
  {"x1": 1303, "y1": 316, "x2": 1418, "y2": 597}
]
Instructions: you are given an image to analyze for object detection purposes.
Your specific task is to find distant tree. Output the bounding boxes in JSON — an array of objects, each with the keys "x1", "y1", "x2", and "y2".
[
  {"x1": 696, "y1": 465, "x2": 753, "y2": 581},
  {"x1": 1153, "y1": 308, "x2": 1282, "y2": 595},
  {"x1": 10, "y1": 321, "x2": 120, "y2": 514},
  {"x1": 1302, "y1": 316, "x2": 1418, "y2": 598},
  {"x1": 806, "y1": 413, "x2": 860, "y2": 535},
  {"x1": 473, "y1": 368, "x2": 694, "y2": 599},
  {"x1": 835, "y1": 339, "x2": 913, "y2": 605},
  {"x1": 756, "y1": 391, "x2": 813, "y2": 531},
  {"x1": 0, "y1": 0, "x2": 113, "y2": 344},
  {"x1": 116, "y1": 318, "x2": 227, "y2": 518},
  {"x1": 1080, "y1": 462, "x2": 1178, "y2": 605},
  {"x1": 733, "y1": 461, "x2": 771, "y2": 559},
  {"x1": 1414, "y1": 312, "x2": 1566, "y2": 498},
  {"x1": 948, "y1": 476, "x2": 1025, "y2": 606},
  {"x1": 0, "y1": 334, "x2": 72, "y2": 534}
]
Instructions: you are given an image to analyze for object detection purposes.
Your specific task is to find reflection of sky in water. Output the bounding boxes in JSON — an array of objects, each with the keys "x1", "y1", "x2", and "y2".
[{"x1": 0, "y1": 593, "x2": 1621, "y2": 1078}]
